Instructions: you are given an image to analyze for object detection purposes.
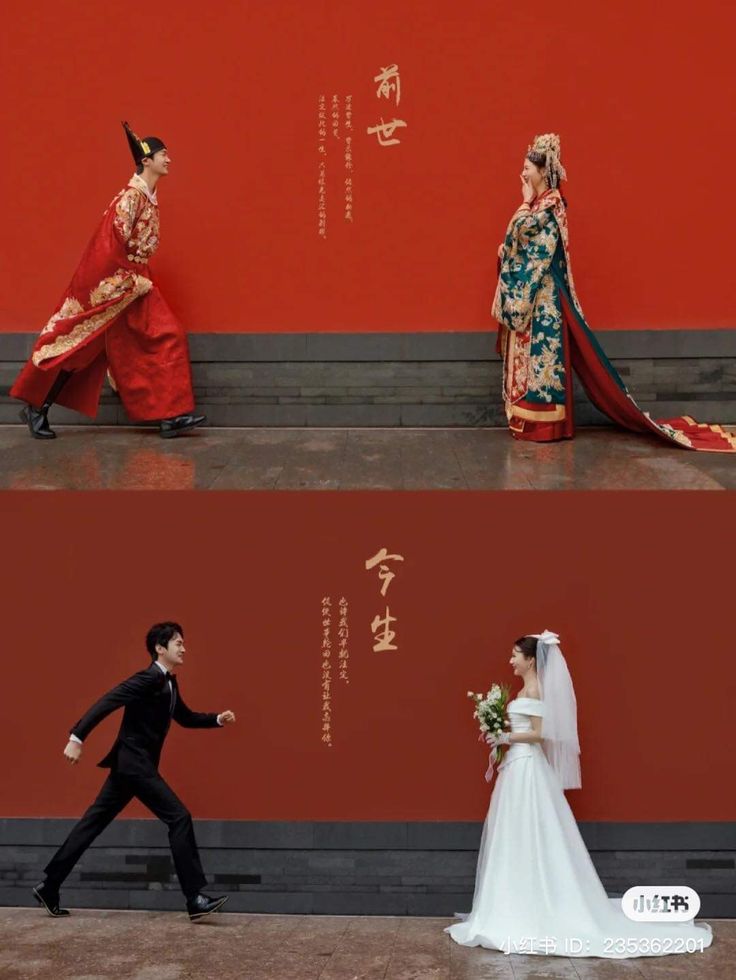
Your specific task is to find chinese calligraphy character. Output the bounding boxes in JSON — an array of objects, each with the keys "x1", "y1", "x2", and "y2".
[
  {"x1": 365, "y1": 547, "x2": 404, "y2": 596},
  {"x1": 321, "y1": 596, "x2": 332, "y2": 745},
  {"x1": 317, "y1": 98, "x2": 328, "y2": 236},
  {"x1": 367, "y1": 118, "x2": 407, "y2": 147},
  {"x1": 331, "y1": 93, "x2": 340, "y2": 139},
  {"x1": 338, "y1": 597, "x2": 350, "y2": 682},
  {"x1": 371, "y1": 607, "x2": 397, "y2": 652},
  {"x1": 374, "y1": 64, "x2": 401, "y2": 104}
]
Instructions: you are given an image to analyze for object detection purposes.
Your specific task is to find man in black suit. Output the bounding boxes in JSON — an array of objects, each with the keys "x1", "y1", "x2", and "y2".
[{"x1": 33, "y1": 622, "x2": 236, "y2": 922}]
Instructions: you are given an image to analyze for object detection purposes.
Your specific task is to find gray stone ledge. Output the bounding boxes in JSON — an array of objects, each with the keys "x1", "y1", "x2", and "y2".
[
  {"x1": 2, "y1": 330, "x2": 735, "y2": 427},
  {"x1": 2, "y1": 819, "x2": 733, "y2": 851},
  {"x1": 2, "y1": 820, "x2": 734, "y2": 917},
  {"x1": 2, "y1": 329, "x2": 735, "y2": 363}
]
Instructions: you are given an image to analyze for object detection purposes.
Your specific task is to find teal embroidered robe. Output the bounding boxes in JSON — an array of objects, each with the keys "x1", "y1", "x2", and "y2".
[{"x1": 492, "y1": 189, "x2": 582, "y2": 422}]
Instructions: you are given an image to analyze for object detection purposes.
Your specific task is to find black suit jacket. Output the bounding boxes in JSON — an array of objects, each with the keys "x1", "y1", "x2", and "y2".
[{"x1": 70, "y1": 663, "x2": 220, "y2": 776}]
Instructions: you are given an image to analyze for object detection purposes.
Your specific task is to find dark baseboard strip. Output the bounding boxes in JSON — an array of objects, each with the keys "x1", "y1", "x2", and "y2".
[
  {"x1": 2, "y1": 820, "x2": 733, "y2": 917},
  {"x1": 2, "y1": 331, "x2": 735, "y2": 427},
  {"x1": 3, "y1": 818, "x2": 734, "y2": 850},
  {"x1": 1, "y1": 329, "x2": 735, "y2": 362}
]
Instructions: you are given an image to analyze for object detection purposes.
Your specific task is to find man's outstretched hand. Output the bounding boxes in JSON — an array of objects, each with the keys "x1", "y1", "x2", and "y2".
[
  {"x1": 218, "y1": 710, "x2": 236, "y2": 725},
  {"x1": 64, "y1": 740, "x2": 82, "y2": 765}
]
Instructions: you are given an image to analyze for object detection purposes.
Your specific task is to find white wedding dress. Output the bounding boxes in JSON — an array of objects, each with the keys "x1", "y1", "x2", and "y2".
[{"x1": 447, "y1": 697, "x2": 713, "y2": 959}]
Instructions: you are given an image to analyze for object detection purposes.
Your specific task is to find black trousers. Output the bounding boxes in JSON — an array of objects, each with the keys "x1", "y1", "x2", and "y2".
[{"x1": 44, "y1": 771, "x2": 206, "y2": 899}]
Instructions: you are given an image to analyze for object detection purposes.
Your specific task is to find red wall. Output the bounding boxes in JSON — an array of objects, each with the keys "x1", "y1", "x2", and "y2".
[
  {"x1": 2, "y1": 0, "x2": 735, "y2": 334},
  {"x1": 0, "y1": 491, "x2": 733, "y2": 823}
]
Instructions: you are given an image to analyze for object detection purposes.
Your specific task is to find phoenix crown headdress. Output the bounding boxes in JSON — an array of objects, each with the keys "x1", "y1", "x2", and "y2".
[{"x1": 528, "y1": 133, "x2": 567, "y2": 189}]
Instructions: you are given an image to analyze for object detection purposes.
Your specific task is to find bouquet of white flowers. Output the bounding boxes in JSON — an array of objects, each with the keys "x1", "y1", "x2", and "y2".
[{"x1": 467, "y1": 683, "x2": 511, "y2": 781}]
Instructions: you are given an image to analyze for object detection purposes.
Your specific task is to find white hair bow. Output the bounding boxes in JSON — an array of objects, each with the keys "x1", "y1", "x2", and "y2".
[{"x1": 534, "y1": 629, "x2": 560, "y2": 647}]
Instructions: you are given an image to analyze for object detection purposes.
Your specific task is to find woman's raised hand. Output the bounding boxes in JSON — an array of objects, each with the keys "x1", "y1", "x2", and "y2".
[{"x1": 520, "y1": 174, "x2": 535, "y2": 204}]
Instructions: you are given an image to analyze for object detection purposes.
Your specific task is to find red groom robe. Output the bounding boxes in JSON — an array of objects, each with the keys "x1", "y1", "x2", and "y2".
[{"x1": 11, "y1": 173, "x2": 195, "y2": 422}]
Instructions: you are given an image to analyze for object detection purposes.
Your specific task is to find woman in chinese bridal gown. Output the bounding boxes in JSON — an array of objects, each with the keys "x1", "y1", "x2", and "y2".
[
  {"x1": 493, "y1": 134, "x2": 735, "y2": 452},
  {"x1": 447, "y1": 632, "x2": 713, "y2": 959}
]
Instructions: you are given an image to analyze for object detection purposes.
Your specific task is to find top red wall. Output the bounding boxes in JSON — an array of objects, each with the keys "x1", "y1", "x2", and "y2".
[{"x1": 2, "y1": 0, "x2": 734, "y2": 334}]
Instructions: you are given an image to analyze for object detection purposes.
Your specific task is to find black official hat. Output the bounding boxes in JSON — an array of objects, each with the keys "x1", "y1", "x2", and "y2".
[{"x1": 122, "y1": 121, "x2": 166, "y2": 165}]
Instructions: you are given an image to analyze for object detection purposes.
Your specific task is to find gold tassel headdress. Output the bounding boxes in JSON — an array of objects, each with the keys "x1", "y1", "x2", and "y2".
[{"x1": 527, "y1": 133, "x2": 567, "y2": 189}]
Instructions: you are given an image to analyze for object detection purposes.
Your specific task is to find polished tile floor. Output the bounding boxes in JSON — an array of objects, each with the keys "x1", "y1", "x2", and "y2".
[
  {"x1": 0, "y1": 910, "x2": 730, "y2": 980},
  {"x1": 1, "y1": 426, "x2": 735, "y2": 490}
]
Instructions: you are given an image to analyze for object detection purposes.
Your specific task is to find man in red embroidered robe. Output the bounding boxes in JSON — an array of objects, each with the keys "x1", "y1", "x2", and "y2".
[{"x1": 12, "y1": 122, "x2": 206, "y2": 439}]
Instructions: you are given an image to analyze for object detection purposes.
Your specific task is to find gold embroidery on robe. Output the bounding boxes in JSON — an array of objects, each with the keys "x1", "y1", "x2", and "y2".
[
  {"x1": 32, "y1": 272, "x2": 153, "y2": 366},
  {"x1": 40, "y1": 297, "x2": 85, "y2": 336}
]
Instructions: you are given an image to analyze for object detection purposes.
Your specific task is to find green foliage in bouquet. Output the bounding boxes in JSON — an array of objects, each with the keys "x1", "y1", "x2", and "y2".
[{"x1": 467, "y1": 683, "x2": 512, "y2": 763}]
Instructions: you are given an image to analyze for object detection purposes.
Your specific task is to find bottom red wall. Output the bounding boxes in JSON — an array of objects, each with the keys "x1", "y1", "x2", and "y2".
[{"x1": 0, "y1": 491, "x2": 732, "y2": 823}]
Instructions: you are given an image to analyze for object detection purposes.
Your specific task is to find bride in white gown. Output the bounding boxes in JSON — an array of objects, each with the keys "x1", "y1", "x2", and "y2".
[{"x1": 447, "y1": 631, "x2": 713, "y2": 959}]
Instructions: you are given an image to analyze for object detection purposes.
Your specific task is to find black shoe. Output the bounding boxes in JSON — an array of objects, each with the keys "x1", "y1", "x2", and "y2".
[
  {"x1": 186, "y1": 893, "x2": 228, "y2": 921},
  {"x1": 159, "y1": 414, "x2": 207, "y2": 439},
  {"x1": 33, "y1": 882, "x2": 70, "y2": 917},
  {"x1": 20, "y1": 406, "x2": 56, "y2": 440}
]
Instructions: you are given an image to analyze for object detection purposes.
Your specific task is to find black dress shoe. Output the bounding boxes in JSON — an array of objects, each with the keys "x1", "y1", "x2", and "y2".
[
  {"x1": 159, "y1": 413, "x2": 207, "y2": 439},
  {"x1": 33, "y1": 882, "x2": 70, "y2": 917},
  {"x1": 186, "y1": 893, "x2": 228, "y2": 921},
  {"x1": 20, "y1": 406, "x2": 57, "y2": 440}
]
